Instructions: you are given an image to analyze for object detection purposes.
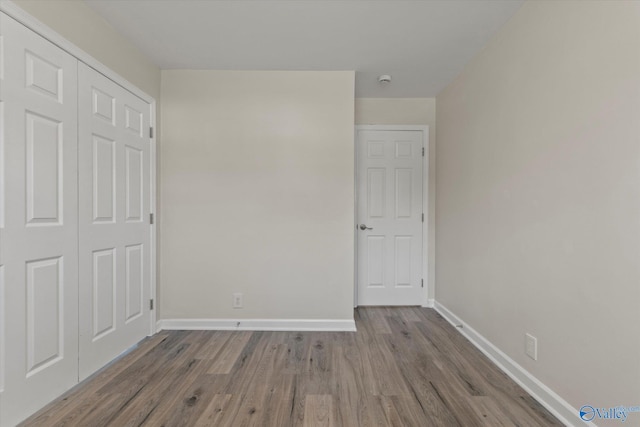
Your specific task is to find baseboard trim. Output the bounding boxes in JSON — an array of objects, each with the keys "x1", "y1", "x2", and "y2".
[
  {"x1": 423, "y1": 298, "x2": 435, "y2": 308},
  {"x1": 156, "y1": 318, "x2": 357, "y2": 332},
  {"x1": 434, "y1": 301, "x2": 583, "y2": 427}
]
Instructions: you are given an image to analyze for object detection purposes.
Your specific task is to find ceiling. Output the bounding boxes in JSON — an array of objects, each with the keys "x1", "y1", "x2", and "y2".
[{"x1": 85, "y1": 0, "x2": 524, "y2": 97}]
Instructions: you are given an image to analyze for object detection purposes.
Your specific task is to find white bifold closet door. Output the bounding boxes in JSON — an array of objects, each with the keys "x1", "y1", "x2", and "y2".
[
  {"x1": 78, "y1": 63, "x2": 151, "y2": 381},
  {"x1": 0, "y1": 13, "x2": 79, "y2": 427},
  {"x1": 0, "y1": 11, "x2": 153, "y2": 426}
]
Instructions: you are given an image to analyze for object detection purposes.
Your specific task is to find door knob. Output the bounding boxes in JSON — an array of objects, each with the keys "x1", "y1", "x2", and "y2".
[{"x1": 359, "y1": 224, "x2": 373, "y2": 230}]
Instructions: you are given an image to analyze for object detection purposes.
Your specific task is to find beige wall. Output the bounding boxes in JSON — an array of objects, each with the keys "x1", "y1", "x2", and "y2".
[
  {"x1": 355, "y1": 98, "x2": 435, "y2": 126},
  {"x1": 12, "y1": 0, "x2": 160, "y2": 100},
  {"x1": 355, "y1": 98, "x2": 436, "y2": 300},
  {"x1": 436, "y1": 0, "x2": 640, "y2": 419},
  {"x1": 161, "y1": 70, "x2": 355, "y2": 320}
]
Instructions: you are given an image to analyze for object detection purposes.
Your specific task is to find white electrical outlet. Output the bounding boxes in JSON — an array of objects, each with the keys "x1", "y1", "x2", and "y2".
[
  {"x1": 232, "y1": 293, "x2": 243, "y2": 309},
  {"x1": 525, "y1": 333, "x2": 538, "y2": 360}
]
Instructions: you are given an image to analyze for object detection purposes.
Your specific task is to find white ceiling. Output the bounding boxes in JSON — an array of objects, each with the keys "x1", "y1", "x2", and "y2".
[{"x1": 85, "y1": 0, "x2": 524, "y2": 97}]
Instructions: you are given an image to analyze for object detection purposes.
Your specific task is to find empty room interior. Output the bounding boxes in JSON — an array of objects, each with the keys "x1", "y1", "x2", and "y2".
[{"x1": 0, "y1": 0, "x2": 639, "y2": 426}]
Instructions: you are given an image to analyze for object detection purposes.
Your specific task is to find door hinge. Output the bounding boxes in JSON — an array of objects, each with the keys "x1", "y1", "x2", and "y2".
[
  {"x1": 150, "y1": 299, "x2": 154, "y2": 310},
  {"x1": 149, "y1": 127, "x2": 154, "y2": 138},
  {"x1": 150, "y1": 213, "x2": 154, "y2": 225},
  {"x1": 422, "y1": 147, "x2": 425, "y2": 156},
  {"x1": 422, "y1": 213, "x2": 424, "y2": 222},
  {"x1": 421, "y1": 279, "x2": 424, "y2": 288}
]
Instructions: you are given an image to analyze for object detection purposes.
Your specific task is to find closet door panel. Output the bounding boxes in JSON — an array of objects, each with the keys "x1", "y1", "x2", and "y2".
[
  {"x1": 0, "y1": 21, "x2": 5, "y2": 426},
  {"x1": 0, "y1": 12, "x2": 79, "y2": 427},
  {"x1": 78, "y1": 63, "x2": 151, "y2": 381}
]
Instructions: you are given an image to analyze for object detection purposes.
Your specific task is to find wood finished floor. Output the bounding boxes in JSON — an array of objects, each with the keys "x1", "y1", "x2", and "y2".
[{"x1": 22, "y1": 308, "x2": 562, "y2": 427}]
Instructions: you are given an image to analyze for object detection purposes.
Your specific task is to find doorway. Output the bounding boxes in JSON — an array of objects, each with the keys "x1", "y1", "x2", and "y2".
[{"x1": 355, "y1": 126, "x2": 428, "y2": 306}]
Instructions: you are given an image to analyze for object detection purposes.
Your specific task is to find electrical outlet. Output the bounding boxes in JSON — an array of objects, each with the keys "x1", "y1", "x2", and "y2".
[
  {"x1": 232, "y1": 293, "x2": 243, "y2": 309},
  {"x1": 525, "y1": 333, "x2": 538, "y2": 360}
]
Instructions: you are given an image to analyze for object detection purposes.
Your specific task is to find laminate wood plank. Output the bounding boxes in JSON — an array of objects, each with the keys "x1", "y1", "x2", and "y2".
[
  {"x1": 257, "y1": 373, "x2": 296, "y2": 427},
  {"x1": 283, "y1": 331, "x2": 312, "y2": 374},
  {"x1": 86, "y1": 333, "x2": 211, "y2": 427},
  {"x1": 22, "y1": 331, "x2": 171, "y2": 427},
  {"x1": 140, "y1": 374, "x2": 229, "y2": 427},
  {"x1": 409, "y1": 386, "x2": 462, "y2": 427},
  {"x1": 358, "y1": 326, "x2": 411, "y2": 397},
  {"x1": 207, "y1": 331, "x2": 253, "y2": 374},
  {"x1": 194, "y1": 394, "x2": 233, "y2": 427},
  {"x1": 357, "y1": 307, "x2": 392, "y2": 335},
  {"x1": 496, "y1": 393, "x2": 564, "y2": 427},
  {"x1": 21, "y1": 308, "x2": 563, "y2": 427},
  {"x1": 330, "y1": 335, "x2": 367, "y2": 425},
  {"x1": 303, "y1": 332, "x2": 334, "y2": 395},
  {"x1": 413, "y1": 319, "x2": 490, "y2": 397},
  {"x1": 108, "y1": 358, "x2": 208, "y2": 427},
  {"x1": 466, "y1": 396, "x2": 516, "y2": 427},
  {"x1": 389, "y1": 394, "x2": 448, "y2": 427},
  {"x1": 354, "y1": 330, "x2": 395, "y2": 397},
  {"x1": 290, "y1": 332, "x2": 336, "y2": 426},
  {"x1": 381, "y1": 330, "x2": 460, "y2": 426},
  {"x1": 213, "y1": 395, "x2": 252, "y2": 427},
  {"x1": 377, "y1": 395, "x2": 405, "y2": 427},
  {"x1": 22, "y1": 331, "x2": 190, "y2": 427},
  {"x1": 221, "y1": 332, "x2": 271, "y2": 395},
  {"x1": 303, "y1": 395, "x2": 334, "y2": 427},
  {"x1": 196, "y1": 333, "x2": 291, "y2": 426},
  {"x1": 398, "y1": 306, "x2": 422, "y2": 323},
  {"x1": 95, "y1": 331, "x2": 194, "y2": 395},
  {"x1": 355, "y1": 395, "x2": 394, "y2": 427},
  {"x1": 225, "y1": 341, "x2": 290, "y2": 426},
  {"x1": 243, "y1": 342, "x2": 287, "y2": 400},
  {"x1": 195, "y1": 330, "x2": 233, "y2": 360},
  {"x1": 412, "y1": 316, "x2": 561, "y2": 426},
  {"x1": 428, "y1": 380, "x2": 486, "y2": 427},
  {"x1": 384, "y1": 316, "x2": 443, "y2": 369}
]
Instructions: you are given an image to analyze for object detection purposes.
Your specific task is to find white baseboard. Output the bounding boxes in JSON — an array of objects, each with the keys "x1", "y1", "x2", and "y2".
[
  {"x1": 156, "y1": 318, "x2": 357, "y2": 332},
  {"x1": 434, "y1": 301, "x2": 583, "y2": 427},
  {"x1": 423, "y1": 298, "x2": 435, "y2": 308}
]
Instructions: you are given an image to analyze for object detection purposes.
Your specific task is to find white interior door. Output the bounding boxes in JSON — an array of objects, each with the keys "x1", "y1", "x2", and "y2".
[
  {"x1": 78, "y1": 63, "x2": 151, "y2": 381},
  {"x1": 357, "y1": 129, "x2": 424, "y2": 305},
  {"x1": 0, "y1": 12, "x2": 79, "y2": 426}
]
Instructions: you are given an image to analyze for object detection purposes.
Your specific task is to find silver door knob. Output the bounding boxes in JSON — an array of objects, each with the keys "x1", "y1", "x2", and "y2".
[{"x1": 359, "y1": 224, "x2": 373, "y2": 230}]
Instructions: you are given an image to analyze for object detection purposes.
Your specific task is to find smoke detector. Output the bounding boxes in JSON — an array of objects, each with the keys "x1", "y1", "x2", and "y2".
[{"x1": 378, "y1": 74, "x2": 392, "y2": 83}]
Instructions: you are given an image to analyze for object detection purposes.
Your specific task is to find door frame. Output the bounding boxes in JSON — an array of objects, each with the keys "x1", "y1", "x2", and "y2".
[
  {"x1": 354, "y1": 125, "x2": 430, "y2": 307},
  {"x1": 0, "y1": 1, "x2": 158, "y2": 335}
]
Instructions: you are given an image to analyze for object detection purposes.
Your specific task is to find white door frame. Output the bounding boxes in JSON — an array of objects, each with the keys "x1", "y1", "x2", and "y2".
[
  {"x1": 354, "y1": 125, "x2": 429, "y2": 307},
  {"x1": 0, "y1": 1, "x2": 158, "y2": 335}
]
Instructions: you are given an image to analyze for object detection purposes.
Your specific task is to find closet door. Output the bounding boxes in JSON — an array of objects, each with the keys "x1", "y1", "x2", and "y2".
[
  {"x1": 78, "y1": 63, "x2": 151, "y2": 380},
  {"x1": 0, "y1": 13, "x2": 79, "y2": 427}
]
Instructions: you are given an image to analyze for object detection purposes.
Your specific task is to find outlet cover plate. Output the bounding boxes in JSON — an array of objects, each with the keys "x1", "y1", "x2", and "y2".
[
  {"x1": 525, "y1": 333, "x2": 538, "y2": 360},
  {"x1": 233, "y1": 293, "x2": 243, "y2": 309}
]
